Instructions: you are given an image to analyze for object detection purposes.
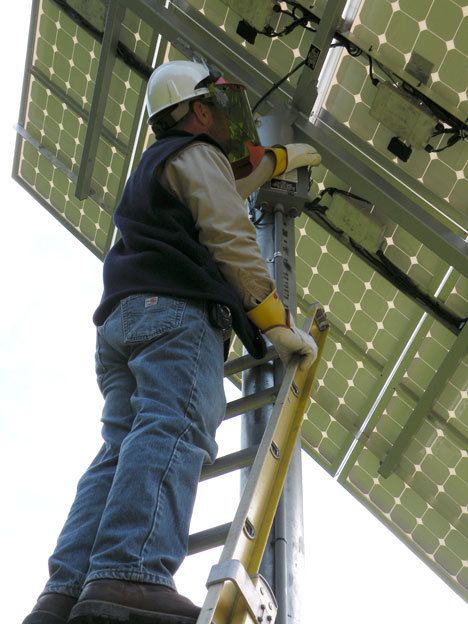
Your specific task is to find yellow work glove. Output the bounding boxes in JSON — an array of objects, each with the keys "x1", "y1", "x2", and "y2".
[
  {"x1": 247, "y1": 290, "x2": 318, "y2": 371},
  {"x1": 267, "y1": 143, "x2": 321, "y2": 177}
]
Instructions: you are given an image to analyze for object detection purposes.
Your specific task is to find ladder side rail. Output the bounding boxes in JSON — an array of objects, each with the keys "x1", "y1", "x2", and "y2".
[{"x1": 197, "y1": 311, "x2": 328, "y2": 623}]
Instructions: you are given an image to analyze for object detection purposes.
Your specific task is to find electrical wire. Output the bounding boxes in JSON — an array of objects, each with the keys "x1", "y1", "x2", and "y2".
[
  {"x1": 304, "y1": 200, "x2": 466, "y2": 333},
  {"x1": 252, "y1": 1, "x2": 317, "y2": 39},
  {"x1": 333, "y1": 31, "x2": 468, "y2": 147},
  {"x1": 252, "y1": 58, "x2": 307, "y2": 113},
  {"x1": 331, "y1": 34, "x2": 362, "y2": 57},
  {"x1": 367, "y1": 54, "x2": 380, "y2": 87},
  {"x1": 319, "y1": 187, "x2": 373, "y2": 205},
  {"x1": 426, "y1": 130, "x2": 464, "y2": 153}
]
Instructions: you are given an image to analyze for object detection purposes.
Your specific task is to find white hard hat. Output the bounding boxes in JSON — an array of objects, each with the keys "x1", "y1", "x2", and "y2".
[{"x1": 146, "y1": 60, "x2": 213, "y2": 124}]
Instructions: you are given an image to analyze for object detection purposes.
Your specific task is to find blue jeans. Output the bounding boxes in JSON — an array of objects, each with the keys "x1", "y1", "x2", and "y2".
[{"x1": 42, "y1": 294, "x2": 226, "y2": 598}]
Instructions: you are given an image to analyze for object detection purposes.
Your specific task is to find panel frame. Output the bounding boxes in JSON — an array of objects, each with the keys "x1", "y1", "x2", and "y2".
[
  {"x1": 291, "y1": 0, "x2": 347, "y2": 114},
  {"x1": 379, "y1": 320, "x2": 468, "y2": 478},
  {"x1": 75, "y1": 1, "x2": 126, "y2": 200},
  {"x1": 335, "y1": 267, "x2": 460, "y2": 482}
]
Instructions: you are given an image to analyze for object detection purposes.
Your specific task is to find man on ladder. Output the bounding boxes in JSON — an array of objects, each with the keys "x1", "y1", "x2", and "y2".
[{"x1": 23, "y1": 60, "x2": 321, "y2": 624}]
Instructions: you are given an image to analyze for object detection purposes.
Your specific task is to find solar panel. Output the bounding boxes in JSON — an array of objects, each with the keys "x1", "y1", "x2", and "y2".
[{"x1": 14, "y1": 0, "x2": 468, "y2": 602}]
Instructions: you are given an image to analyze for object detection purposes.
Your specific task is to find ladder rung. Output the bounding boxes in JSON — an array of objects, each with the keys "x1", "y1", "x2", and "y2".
[
  {"x1": 188, "y1": 522, "x2": 231, "y2": 555},
  {"x1": 200, "y1": 445, "x2": 259, "y2": 481},
  {"x1": 224, "y1": 387, "x2": 277, "y2": 420},
  {"x1": 224, "y1": 346, "x2": 277, "y2": 377}
]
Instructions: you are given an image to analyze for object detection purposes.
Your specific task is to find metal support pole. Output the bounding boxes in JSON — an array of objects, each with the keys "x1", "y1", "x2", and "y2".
[{"x1": 242, "y1": 116, "x2": 304, "y2": 624}]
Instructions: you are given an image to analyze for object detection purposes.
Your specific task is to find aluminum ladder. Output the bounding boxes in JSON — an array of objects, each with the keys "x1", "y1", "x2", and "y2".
[{"x1": 188, "y1": 306, "x2": 329, "y2": 624}]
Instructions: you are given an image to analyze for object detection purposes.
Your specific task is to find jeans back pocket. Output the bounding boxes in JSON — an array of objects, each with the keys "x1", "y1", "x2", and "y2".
[{"x1": 121, "y1": 294, "x2": 186, "y2": 343}]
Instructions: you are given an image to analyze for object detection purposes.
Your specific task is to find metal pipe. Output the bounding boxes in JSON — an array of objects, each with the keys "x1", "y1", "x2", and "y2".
[
  {"x1": 225, "y1": 388, "x2": 277, "y2": 420},
  {"x1": 223, "y1": 346, "x2": 277, "y2": 377},
  {"x1": 200, "y1": 446, "x2": 259, "y2": 481},
  {"x1": 188, "y1": 523, "x2": 231, "y2": 556},
  {"x1": 241, "y1": 115, "x2": 304, "y2": 624}
]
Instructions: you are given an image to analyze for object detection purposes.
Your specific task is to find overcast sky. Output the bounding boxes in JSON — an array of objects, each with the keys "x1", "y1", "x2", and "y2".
[{"x1": 1, "y1": 2, "x2": 466, "y2": 623}]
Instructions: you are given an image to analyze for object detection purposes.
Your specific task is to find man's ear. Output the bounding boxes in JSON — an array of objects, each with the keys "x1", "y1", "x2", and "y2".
[{"x1": 191, "y1": 100, "x2": 212, "y2": 127}]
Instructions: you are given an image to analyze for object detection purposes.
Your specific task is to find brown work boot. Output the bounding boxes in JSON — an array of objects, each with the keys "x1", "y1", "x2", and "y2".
[
  {"x1": 68, "y1": 579, "x2": 200, "y2": 623},
  {"x1": 22, "y1": 593, "x2": 77, "y2": 624}
]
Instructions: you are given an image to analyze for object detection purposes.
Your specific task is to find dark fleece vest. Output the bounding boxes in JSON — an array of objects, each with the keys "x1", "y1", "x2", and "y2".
[{"x1": 93, "y1": 130, "x2": 266, "y2": 359}]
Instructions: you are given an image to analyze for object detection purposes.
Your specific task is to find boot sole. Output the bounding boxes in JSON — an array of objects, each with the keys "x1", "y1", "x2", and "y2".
[
  {"x1": 68, "y1": 600, "x2": 198, "y2": 624},
  {"x1": 22, "y1": 613, "x2": 69, "y2": 624}
]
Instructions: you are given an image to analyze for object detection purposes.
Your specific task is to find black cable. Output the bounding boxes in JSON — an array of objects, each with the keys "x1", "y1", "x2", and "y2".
[
  {"x1": 332, "y1": 33, "x2": 362, "y2": 57},
  {"x1": 305, "y1": 201, "x2": 465, "y2": 333},
  {"x1": 252, "y1": 58, "x2": 307, "y2": 113},
  {"x1": 267, "y1": 1, "x2": 317, "y2": 36},
  {"x1": 367, "y1": 54, "x2": 380, "y2": 87},
  {"x1": 426, "y1": 131, "x2": 463, "y2": 153},
  {"x1": 375, "y1": 249, "x2": 466, "y2": 329},
  {"x1": 335, "y1": 32, "x2": 468, "y2": 140},
  {"x1": 319, "y1": 187, "x2": 373, "y2": 205}
]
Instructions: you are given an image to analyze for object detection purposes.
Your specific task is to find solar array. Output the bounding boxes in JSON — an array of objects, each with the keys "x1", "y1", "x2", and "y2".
[{"x1": 14, "y1": 0, "x2": 468, "y2": 602}]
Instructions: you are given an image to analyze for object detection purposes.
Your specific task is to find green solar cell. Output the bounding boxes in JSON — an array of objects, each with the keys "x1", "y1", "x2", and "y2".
[
  {"x1": 329, "y1": 291, "x2": 355, "y2": 324},
  {"x1": 325, "y1": 84, "x2": 355, "y2": 124},
  {"x1": 414, "y1": 29, "x2": 448, "y2": 71},
  {"x1": 421, "y1": 454, "x2": 450, "y2": 486},
  {"x1": 120, "y1": 8, "x2": 153, "y2": 60},
  {"x1": 328, "y1": 420, "x2": 349, "y2": 448},
  {"x1": 446, "y1": 476, "x2": 468, "y2": 506},
  {"x1": 66, "y1": 203, "x2": 81, "y2": 227},
  {"x1": 344, "y1": 385, "x2": 369, "y2": 415},
  {"x1": 352, "y1": 23, "x2": 380, "y2": 52},
  {"x1": 425, "y1": 158, "x2": 459, "y2": 200},
  {"x1": 433, "y1": 436, "x2": 463, "y2": 468},
  {"x1": 318, "y1": 436, "x2": 340, "y2": 465},
  {"x1": 440, "y1": 48, "x2": 468, "y2": 94},
  {"x1": 307, "y1": 273, "x2": 334, "y2": 306},
  {"x1": 351, "y1": 310, "x2": 378, "y2": 342},
  {"x1": 435, "y1": 546, "x2": 462, "y2": 576},
  {"x1": 338, "y1": 271, "x2": 366, "y2": 302},
  {"x1": 427, "y1": 1, "x2": 463, "y2": 40},
  {"x1": 359, "y1": 0, "x2": 393, "y2": 33},
  {"x1": 348, "y1": 102, "x2": 380, "y2": 140},
  {"x1": 446, "y1": 529, "x2": 468, "y2": 561},
  {"x1": 391, "y1": 503, "x2": 418, "y2": 534},
  {"x1": 399, "y1": 0, "x2": 432, "y2": 22},
  {"x1": 412, "y1": 523, "x2": 440, "y2": 554},
  {"x1": 369, "y1": 482, "x2": 395, "y2": 513},
  {"x1": 386, "y1": 10, "x2": 420, "y2": 53},
  {"x1": 325, "y1": 235, "x2": 352, "y2": 265},
  {"x1": 317, "y1": 252, "x2": 343, "y2": 284}
]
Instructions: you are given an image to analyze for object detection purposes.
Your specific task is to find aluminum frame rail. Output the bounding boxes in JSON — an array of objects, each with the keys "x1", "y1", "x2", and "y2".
[
  {"x1": 379, "y1": 320, "x2": 468, "y2": 478},
  {"x1": 75, "y1": 0, "x2": 125, "y2": 200}
]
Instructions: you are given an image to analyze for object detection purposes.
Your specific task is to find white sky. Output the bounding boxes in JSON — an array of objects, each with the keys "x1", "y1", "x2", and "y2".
[{"x1": 1, "y1": 2, "x2": 466, "y2": 623}]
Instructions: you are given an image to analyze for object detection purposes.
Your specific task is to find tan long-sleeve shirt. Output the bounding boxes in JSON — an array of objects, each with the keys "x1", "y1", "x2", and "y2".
[{"x1": 159, "y1": 141, "x2": 276, "y2": 310}]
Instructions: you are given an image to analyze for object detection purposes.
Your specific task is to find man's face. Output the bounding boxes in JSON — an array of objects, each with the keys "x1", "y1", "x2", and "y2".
[{"x1": 206, "y1": 103, "x2": 232, "y2": 154}]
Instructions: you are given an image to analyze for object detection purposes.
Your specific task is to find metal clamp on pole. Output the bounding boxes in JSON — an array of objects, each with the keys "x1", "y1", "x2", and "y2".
[{"x1": 207, "y1": 560, "x2": 278, "y2": 624}]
